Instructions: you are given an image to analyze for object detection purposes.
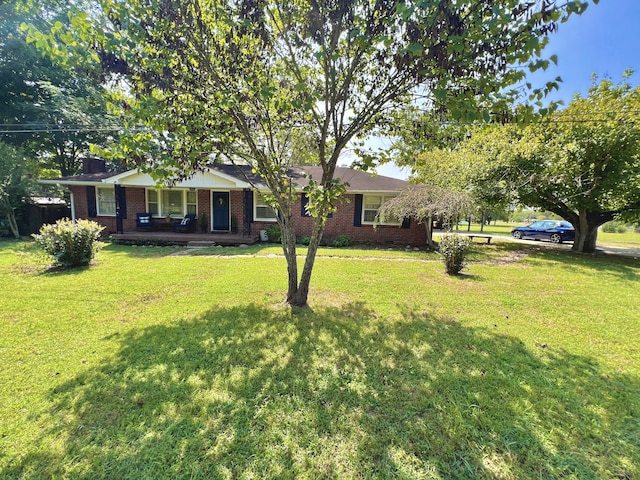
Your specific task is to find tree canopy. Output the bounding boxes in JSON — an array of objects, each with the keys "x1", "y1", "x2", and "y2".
[
  {"x1": 1, "y1": 0, "x2": 117, "y2": 177},
  {"x1": 27, "y1": 0, "x2": 592, "y2": 306}
]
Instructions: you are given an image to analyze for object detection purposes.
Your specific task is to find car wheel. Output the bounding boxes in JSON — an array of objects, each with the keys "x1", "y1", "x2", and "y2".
[
  {"x1": 512, "y1": 231, "x2": 523, "y2": 239},
  {"x1": 550, "y1": 233, "x2": 562, "y2": 244}
]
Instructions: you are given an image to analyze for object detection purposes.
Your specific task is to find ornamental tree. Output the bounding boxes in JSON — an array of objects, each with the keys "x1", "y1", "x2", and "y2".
[
  {"x1": 28, "y1": 0, "x2": 590, "y2": 306},
  {"x1": 376, "y1": 185, "x2": 473, "y2": 249}
]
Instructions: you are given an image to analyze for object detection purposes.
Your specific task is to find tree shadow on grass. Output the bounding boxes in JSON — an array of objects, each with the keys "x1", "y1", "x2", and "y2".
[{"x1": 4, "y1": 303, "x2": 639, "y2": 479}]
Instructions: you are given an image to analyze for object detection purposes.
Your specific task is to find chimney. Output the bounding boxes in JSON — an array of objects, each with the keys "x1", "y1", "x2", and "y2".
[{"x1": 82, "y1": 158, "x2": 107, "y2": 174}]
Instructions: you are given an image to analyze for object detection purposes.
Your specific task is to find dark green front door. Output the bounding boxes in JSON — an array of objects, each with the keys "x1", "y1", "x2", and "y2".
[{"x1": 212, "y1": 192, "x2": 230, "y2": 231}]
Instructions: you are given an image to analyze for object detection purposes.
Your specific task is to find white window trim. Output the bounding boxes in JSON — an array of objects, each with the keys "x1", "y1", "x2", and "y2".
[
  {"x1": 254, "y1": 191, "x2": 278, "y2": 222},
  {"x1": 145, "y1": 188, "x2": 198, "y2": 218},
  {"x1": 96, "y1": 186, "x2": 116, "y2": 217},
  {"x1": 362, "y1": 194, "x2": 400, "y2": 226}
]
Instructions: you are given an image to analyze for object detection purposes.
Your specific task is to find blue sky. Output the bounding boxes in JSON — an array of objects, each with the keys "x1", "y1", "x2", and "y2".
[
  {"x1": 376, "y1": 0, "x2": 640, "y2": 179},
  {"x1": 528, "y1": 0, "x2": 640, "y2": 105}
]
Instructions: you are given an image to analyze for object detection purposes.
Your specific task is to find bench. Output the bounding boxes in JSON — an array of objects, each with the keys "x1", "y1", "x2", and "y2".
[{"x1": 466, "y1": 234, "x2": 493, "y2": 244}]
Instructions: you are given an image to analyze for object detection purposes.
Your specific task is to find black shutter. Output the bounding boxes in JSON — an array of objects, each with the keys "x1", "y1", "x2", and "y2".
[
  {"x1": 116, "y1": 186, "x2": 127, "y2": 219},
  {"x1": 244, "y1": 189, "x2": 253, "y2": 223},
  {"x1": 87, "y1": 186, "x2": 97, "y2": 218},
  {"x1": 353, "y1": 194, "x2": 363, "y2": 227},
  {"x1": 401, "y1": 217, "x2": 410, "y2": 229},
  {"x1": 302, "y1": 193, "x2": 332, "y2": 218}
]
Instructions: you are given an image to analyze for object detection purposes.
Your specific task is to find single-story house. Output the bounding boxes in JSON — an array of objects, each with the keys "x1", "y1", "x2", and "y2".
[{"x1": 40, "y1": 160, "x2": 426, "y2": 245}]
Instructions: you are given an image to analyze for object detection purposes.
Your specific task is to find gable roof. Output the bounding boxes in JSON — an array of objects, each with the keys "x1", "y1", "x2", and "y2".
[{"x1": 40, "y1": 164, "x2": 408, "y2": 193}]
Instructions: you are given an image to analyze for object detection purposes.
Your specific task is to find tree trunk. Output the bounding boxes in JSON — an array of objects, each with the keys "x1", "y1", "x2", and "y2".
[
  {"x1": 289, "y1": 216, "x2": 326, "y2": 308},
  {"x1": 4, "y1": 208, "x2": 20, "y2": 239},
  {"x1": 571, "y1": 210, "x2": 600, "y2": 253},
  {"x1": 281, "y1": 216, "x2": 300, "y2": 305},
  {"x1": 425, "y1": 215, "x2": 435, "y2": 249}
]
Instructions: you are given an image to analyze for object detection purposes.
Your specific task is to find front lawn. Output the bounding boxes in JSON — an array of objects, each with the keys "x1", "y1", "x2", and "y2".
[{"x1": 1, "y1": 240, "x2": 638, "y2": 479}]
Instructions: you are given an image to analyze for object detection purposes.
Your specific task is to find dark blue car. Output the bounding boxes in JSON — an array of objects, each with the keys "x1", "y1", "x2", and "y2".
[{"x1": 511, "y1": 220, "x2": 575, "y2": 244}]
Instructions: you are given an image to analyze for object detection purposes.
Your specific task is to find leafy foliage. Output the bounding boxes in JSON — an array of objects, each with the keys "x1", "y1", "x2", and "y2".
[
  {"x1": 331, "y1": 234, "x2": 352, "y2": 248},
  {"x1": 265, "y1": 224, "x2": 282, "y2": 244},
  {"x1": 1, "y1": 0, "x2": 118, "y2": 177},
  {"x1": 33, "y1": 218, "x2": 104, "y2": 267},
  {"x1": 438, "y1": 233, "x2": 472, "y2": 275}
]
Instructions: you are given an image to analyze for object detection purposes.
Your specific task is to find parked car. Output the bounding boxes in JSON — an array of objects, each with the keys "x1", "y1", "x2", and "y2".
[{"x1": 511, "y1": 220, "x2": 575, "y2": 243}]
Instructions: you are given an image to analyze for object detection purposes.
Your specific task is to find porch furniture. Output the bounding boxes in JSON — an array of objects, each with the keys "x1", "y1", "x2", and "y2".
[
  {"x1": 174, "y1": 213, "x2": 197, "y2": 233},
  {"x1": 136, "y1": 213, "x2": 154, "y2": 231}
]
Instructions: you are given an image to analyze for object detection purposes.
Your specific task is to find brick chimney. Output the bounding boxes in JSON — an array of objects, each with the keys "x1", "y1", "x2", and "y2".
[{"x1": 82, "y1": 158, "x2": 107, "y2": 174}]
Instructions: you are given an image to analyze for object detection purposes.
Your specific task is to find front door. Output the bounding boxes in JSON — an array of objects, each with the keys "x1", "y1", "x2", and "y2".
[{"x1": 212, "y1": 192, "x2": 230, "y2": 231}]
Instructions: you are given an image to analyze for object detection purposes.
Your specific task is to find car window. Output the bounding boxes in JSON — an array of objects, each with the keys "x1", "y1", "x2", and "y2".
[{"x1": 529, "y1": 221, "x2": 544, "y2": 228}]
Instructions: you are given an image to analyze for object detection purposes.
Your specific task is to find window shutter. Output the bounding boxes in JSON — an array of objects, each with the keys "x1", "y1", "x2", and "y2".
[
  {"x1": 116, "y1": 186, "x2": 127, "y2": 219},
  {"x1": 401, "y1": 217, "x2": 410, "y2": 229},
  {"x1": 87, "y1": 186, "x2": 97, "y2": 218},
  {"x1": 353, "y1": 194, "x2": 363, "y2": 227},
  {"x1": 244, "y1": 189, "x2": 253, "y2": 223},
  {"x1": 301, "y1": 194, "x2": 309, "y2": 217}
]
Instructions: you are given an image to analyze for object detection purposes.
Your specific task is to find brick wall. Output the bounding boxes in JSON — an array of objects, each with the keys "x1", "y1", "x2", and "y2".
[
  {"x1": 252, "y1": 193, "x2": 426, "y2": 246},
  {"x1": 69, "y1": 187, "x2": 426, "y2": 245}
]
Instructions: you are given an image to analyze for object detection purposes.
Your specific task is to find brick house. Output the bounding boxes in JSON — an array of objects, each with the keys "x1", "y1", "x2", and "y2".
[{"x1": 40, "y1": 161, "x2": 426, "y2": 246}]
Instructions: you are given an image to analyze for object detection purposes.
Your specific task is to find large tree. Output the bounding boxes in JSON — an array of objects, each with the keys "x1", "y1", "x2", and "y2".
[
  {"x1": 450, "y1": 76, "x2": 640, "y2": 253},
  {"x1": 29, "y1": 0, "x2": 591, "y2": 306},
  {"x1": 1, "y1": 0, "x2": 118, "y2": 177}
]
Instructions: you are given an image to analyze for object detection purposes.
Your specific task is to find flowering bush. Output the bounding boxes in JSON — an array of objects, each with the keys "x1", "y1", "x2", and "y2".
[
  {"x1": 439, "y1": 233, "x2": 472, "y2": 275},
  {"x1": 33, "y1": 218, "x2": 104, "y2": 268}
]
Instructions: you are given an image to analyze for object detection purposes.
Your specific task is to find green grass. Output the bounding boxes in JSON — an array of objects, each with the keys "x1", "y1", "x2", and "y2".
[{"x1": 1, "y1": 239, "x2": 639, "y2": 479}]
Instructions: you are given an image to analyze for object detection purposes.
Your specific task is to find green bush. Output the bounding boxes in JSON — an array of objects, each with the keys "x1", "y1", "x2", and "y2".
[
  {"x1": 438, "y1": 233, "x2": 472, "y2": 275},
  {"x1": 265, "y1": 224, "x2": 281, "y2": 243},
  {"x1": 297, "y1": 235, "x2": 311, "y2": 246},
  {"x1": 33, "y1": 218, "x2": 104, "y2": 267},
  {"x1": 332, "y1": 234, "x2": 352, "y2": 248},
  {"x1": 602, "y1": 221, "x2": 628, "y2": 234}
]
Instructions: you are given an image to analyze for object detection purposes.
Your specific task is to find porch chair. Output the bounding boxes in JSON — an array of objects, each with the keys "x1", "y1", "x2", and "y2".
[
  {"x1": 174, "y1": 213, "x2": 197, "y2": 233},
  {"x1": 136, "y1": 213, "x2": 154, "y2": 231}
]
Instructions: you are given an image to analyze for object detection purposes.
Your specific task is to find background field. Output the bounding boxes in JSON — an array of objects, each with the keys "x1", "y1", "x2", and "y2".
[{"x1": 1, "y1": 239, "x2": 638, "y2": 479}]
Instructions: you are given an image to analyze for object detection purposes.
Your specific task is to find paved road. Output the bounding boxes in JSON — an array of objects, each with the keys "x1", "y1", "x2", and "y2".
[{"x1": 486, "y1": 234, "x2": 640, "y2": 259}]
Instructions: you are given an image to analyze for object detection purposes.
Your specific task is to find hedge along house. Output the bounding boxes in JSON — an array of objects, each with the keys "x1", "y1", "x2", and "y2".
[{"x1": 40, "y1": 159, "x2": 427, "y2": 246}]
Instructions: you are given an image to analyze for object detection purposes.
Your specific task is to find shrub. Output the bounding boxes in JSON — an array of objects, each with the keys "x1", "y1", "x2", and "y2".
[
  {"x1": 602, "y1": 221, "x2": 628, "y2": 234},
  {"x1": 297, "y1": 235, "x2": 311, "y2": 246},
  {"x1": 332, "y1": 234, "x2": 352, "y2": 248},
  {"x1": 265, "y1": 224, "x2": 281, "y2": 243},
  {"x1": 438, "y1": 233, "x2": 472, "y2": 275},
  {"x1": 33, "y1": 218, "x2": 104, "y2": 268}
]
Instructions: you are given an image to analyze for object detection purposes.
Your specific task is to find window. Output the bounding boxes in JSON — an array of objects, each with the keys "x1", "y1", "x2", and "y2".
[
  {"x1": 147, "y1": 189, "x2": 159, "y2": 216},
  {"x1": 362, "y1": 194, "x2": 399, "y2": 225},
  {"x1": 96, "y1": 187, "x2": 116, "y2": 216},
  {"x1": 254, "y1": 192, "x2": 277, "y2": 221},
  {"x1": 146, "y1": 189, "x2": 198, "y2": 218},
  {"x1": 186, "y1": 190, "x2": 197, "y2": 215}
]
